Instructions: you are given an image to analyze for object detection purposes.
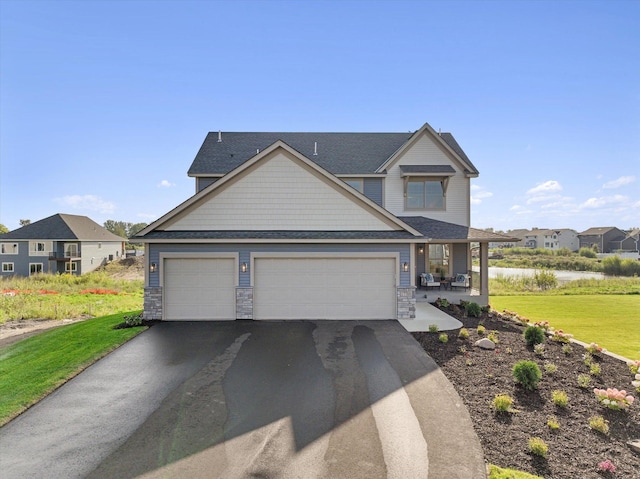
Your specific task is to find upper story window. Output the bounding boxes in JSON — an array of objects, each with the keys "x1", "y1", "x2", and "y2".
[
  {"x1": 30, "y1": 241, "x2": 52, "y2": 256},
  {"x1": 65, "y1": 243, "x2": 79, "y2": 257},
  {"x1": 1, "y1": 243, "x2": 18, "y2": 255},
  {"x1": 406, "y1": 179, "x2": 445, "y2": 209},
  {"x1": 343, "y1": 179, "x2": 363, "y2": 193},
  {"x1": 400, "y1": 165, "x2": 454, "y2": 211}
]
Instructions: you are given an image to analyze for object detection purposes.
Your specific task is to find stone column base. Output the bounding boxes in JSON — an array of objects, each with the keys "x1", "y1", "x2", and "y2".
[
  {"x1": 236, "y1": 287, "x2": 253, "y2": 319},
  {"x1": 397, "y1": 286, "x2": 416, "y2": 319},
  {"x1": 143, "y1": 287, "x2": 162, "y2": 320}
]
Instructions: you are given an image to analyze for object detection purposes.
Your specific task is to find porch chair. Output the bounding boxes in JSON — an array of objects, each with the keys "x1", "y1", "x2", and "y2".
[
  {"x1": 450, "y1": 273, "x2": 470, "y2": 291},
  {"x1": 420, "y1": 273, "x2": 441, "y2": 290}
]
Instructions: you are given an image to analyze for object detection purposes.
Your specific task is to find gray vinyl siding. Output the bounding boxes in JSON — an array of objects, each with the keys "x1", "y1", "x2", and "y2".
[
  {"x1": 80, "y1": 241, "x2": 123, "y2": 274},
  {"x1": 196, "y1": 177, "x2": 219, "y2": 193},
  {"x1": 363, "y1": 178, "x2": 383, "y2": 206},
  {"x1": 451, "y1": 243, "x2": 469, "y2": 275},
  {"x1": 148, "y1": 243, "x2": 411, "y2": 288},
  {"x1": 1, "y1": 241, "x2": 29, "y2": 276}
]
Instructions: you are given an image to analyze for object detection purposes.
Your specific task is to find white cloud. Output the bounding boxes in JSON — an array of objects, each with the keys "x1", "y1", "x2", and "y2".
[
  {"x1": 602, "y1": 176, "x2": 636, "y2": 189},
  {"x1": 55, "y1": 194, "x2": 116, "y2": 214},
  {"x1": 580, "y1": 195, "x2": 628, "y2": 209},
  {"x1": 470, "y1": 185, "x2": 493, "y2": 205},
  {"x1": 157, "y1": 180, "x2": 175, "y2": 188},
  {"x1": 137, "y1": 213, "x2": 158, "y2": 220},
  {"x1": 526, "y1": 180, "x2": 562, "y2": 195}
]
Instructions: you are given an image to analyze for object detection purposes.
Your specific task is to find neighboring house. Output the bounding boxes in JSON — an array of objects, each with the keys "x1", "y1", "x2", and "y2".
[
  {"x1": 0, "y1": 214, "x2": 126, "y2": 277},
  {"x1": 135, "y1": 122, "x2": 516, "y2": 321},
  {"x1": 617, "y1": 229, "x2": 640, "y2": 253},
  {"x1": 578, "y1": 227, "x2": 628, "y2": 254},
  {"x1": 521, "y1": 229, "x2": 579, "y2": 251}
]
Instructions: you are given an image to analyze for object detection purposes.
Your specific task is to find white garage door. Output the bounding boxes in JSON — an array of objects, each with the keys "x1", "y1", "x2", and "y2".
[
  {"x1": 254, "y1": 257, "x2": 396, "y2": 320},
  {"x1": 163, "y1": 258, "x2": 235, "y2": 320}
]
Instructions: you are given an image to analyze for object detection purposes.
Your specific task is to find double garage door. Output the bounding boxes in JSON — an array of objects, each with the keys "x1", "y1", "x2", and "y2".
[{"x1": 163, "y1": 257, "x2": 397, "y2": 320}]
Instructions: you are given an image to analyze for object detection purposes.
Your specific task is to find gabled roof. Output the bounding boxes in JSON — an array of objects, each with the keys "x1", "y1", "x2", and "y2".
[
  {"x1": 188, "y1": 131, "x2": 413, "y2": 176},
  {"x1": 399, "y1": 217, "x2": 520, "y2": 243},
  {"x1": 578, "y1": 226, "x2": 623, "y2": 236},
  {"x1": 375, "y1": 123, "x2": 479, "y2": 177},
  {"x1": 138, "y1": 140, "x2": 423, "y2": 239},
  {"x1": 0, "y1": 214, "x2": 126, "y2": 242}
]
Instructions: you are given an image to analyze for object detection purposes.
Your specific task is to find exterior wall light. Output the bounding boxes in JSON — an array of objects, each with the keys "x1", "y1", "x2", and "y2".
[
  {"x1": 241, "y1": 262, "x2": 248, "y2": 273},
  {"x1": 418, "y1": 246, "x2": 424, "y2": 255},
  {"x1": 150, "y1": 262, "x2": 157, "y2": 273},
  {"x1": 402, "y1": 262, "x2": 409, "y2": 272}
]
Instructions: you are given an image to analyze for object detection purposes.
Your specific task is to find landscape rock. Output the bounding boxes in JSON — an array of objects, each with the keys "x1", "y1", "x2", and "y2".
[
  {"x1": 474, "y1": 338, "x2": 496, "y2": 350},
  {"x1": 628, "y1": 439, "x2": 640, "y2": 455}
]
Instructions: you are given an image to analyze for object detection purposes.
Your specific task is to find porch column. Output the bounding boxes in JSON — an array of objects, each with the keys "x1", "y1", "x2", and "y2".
[{"x1": 480, "y1": 242, "x2": 489, "y2": 297}]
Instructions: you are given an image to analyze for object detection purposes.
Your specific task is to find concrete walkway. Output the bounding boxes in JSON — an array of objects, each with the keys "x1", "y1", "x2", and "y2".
[{"x1": 399, "y1": 302, "x2": 463, "y2": 332}]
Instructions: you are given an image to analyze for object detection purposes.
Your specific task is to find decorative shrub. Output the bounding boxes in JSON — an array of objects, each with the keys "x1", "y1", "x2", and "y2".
[
  {"x1": 513, "y1": 360, "x2": 542, "y2": 390},
  {"x1": 586, "y1": 343, "x2": 605, "y2": 355},
  {"x1": 477, "y1": 325, "x2": 486, "y2": 335},
  {"x1": 590, "y1": 363, "x2": 601, "y2": 376},
  {"x1": 492, "y1": 393, "x2": 514, "y2": 413},
  {"x1": 428, "y1": 324, "x2": 439, "y2": 333},
  {"x1": 551, "y1": 329, "x2": 572, "y2": 343},
  {"x1": 465, "y1": 301, "x2": 482, "y2": 318},
  {"x1": 544, "y1": 362, "x2": 558, "y2": 374},
  {"x1": 438, "y1": 333, "x2": 449, "y2": 343},
  {"x1": 597, "y1": 459, "x2": 617, "y2": 473},
  {"x1": 458, "y1": 328, "x2": 469, "y2": 340},
  {"x1": 523, "y1": 326, "x2": 545, "y2": 347},
  {"x1": 487, "y1": 330, "x2": 499, "y2": 344},
  {"x1": 528, "y1": 437, "x2": 548, "y2": 457},
  {"x1": 562, "y1": 343, "x2": 573, "y2": 355},
  {"x1": 632, "y1": 373, "x2": 640, "y2": 393},
  {"x1": 534, "y1": 343, "x2": 545, "y2": 356},
  {"x1": 589, "y1": 415, "x2": 609, "y2": 434},
  {"x1": 628, "y1": 360, "x2": 640, "y2": 375},
  {"x1": 583, "y1": 352, "x2": 593, "y2": 366},
  {"x1": 577, "y1": 374, "x2": 592, "y2": 389},
  {"x1": 594, "y1": 388, "x2": 635, "y2": 410},
  {"x1": 547, "y1": 415, "x2": 560, "y2": 430},
  {"x1": 551, "y1": 390, "x2": 568, "y2": 408}
]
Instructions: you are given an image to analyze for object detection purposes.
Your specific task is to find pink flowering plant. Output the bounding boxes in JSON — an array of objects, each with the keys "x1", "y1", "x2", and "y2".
[
  {"x1": 597, "y1": 459, "x2": 616, "y2": 473},
  {"x1": 534, "y1": 320, "x2": 551, "y2": 331},
  {"x1": 550, "y1": 329, "x2": 573, "y2": 343},
  {"x1": 632, "y1": 374, "x2": 640, "y2": 393},
  {"x1": 593, "y1": 388, "x2": 635, "y2": 411},
  {"x1": 629, "y1": 360, "x2": 640, "y2": 375},
  {"x1": 586, "y1": 343, "x2": 606, "y2": 355}
]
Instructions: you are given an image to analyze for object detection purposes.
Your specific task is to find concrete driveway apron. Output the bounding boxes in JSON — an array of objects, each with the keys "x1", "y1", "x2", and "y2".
[{"x1": 0, "y1": 321, "x2": 485, "y2": 479}]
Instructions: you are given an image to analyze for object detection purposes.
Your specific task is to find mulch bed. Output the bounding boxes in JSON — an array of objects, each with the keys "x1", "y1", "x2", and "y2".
[{"x1": 413, "y1": 303, "x2": 640, "y2": 478}]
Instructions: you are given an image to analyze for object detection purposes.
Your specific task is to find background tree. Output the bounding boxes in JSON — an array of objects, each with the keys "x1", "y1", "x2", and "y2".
[
  {"x1": 19, "y1": 219, "x2": 31, "y2": 226},
  {"x1": 103, "y1": 220, "x2": 148, "y2": 240},
  {"x1": 0, "y1": 224, "x2": 9, "y2": 234}
]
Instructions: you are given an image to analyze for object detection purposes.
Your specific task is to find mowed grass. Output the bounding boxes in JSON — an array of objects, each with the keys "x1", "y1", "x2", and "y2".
[
  {"x1": 490, "y1": 295, "x2": 640, "y2": 360},
  {"x1": 0, "y1": 311, "x2": 145, "y2": 426}
]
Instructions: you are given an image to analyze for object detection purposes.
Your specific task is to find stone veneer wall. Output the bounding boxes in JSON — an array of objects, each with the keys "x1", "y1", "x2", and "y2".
[
  {"x1": 236, "y1": 287, "x2": 253, "y2": 319},
  {"x1": 397, "y1": 286, "x2": 416, "y2": 319},
  {"x1": 143, "y1": 287, "x2": 162, "y2": 320}
]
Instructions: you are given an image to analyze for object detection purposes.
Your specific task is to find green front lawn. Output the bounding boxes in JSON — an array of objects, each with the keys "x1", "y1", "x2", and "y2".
[
  {"x1": 0, "y1": 311, "x2": 145, "y2": 426},
  {"x1": 489, "y1": 295, "x2": 640, "y2": 360}
]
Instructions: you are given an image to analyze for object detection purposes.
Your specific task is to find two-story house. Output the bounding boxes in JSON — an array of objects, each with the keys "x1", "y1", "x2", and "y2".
[
  {"x1": 135, "y1": 123, "x2": 515, "y2": 321},
  {"x1": 522, "y1": 228, "x2": 579, "y2": 251},
  {"x1": 578, "y1": 227, "x2": 628, "y2": 253},
  {"x1": 0, "y1": 214, "x2": 126, "y2": 276}
]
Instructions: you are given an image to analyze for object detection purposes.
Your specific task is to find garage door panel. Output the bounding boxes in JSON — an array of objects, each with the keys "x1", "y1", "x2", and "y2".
[
  {"x1": 164, "y1": 258, "x2": 235, "y2": 320},
  {"x1": 254, "y1": 257, "x2": 396, "y2": 320}
]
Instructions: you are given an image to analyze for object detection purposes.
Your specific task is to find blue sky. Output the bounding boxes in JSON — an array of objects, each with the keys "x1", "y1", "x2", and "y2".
[{"x1": 1, "y1": 0, "x2": 638, "y2": 233}]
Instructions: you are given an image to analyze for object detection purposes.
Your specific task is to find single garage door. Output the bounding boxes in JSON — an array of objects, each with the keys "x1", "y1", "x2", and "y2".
[
  {"x1": 163, "y1": 258, "x2": 235, "y2": 320},
  {"x1": 254, "y1": 257, "x2": 396, "y2": 320}
]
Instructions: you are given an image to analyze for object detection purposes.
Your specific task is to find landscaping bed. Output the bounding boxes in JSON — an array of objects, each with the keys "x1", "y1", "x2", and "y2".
[{"x1": 413, "y1": 304, "x2": 640, "y2": 478}]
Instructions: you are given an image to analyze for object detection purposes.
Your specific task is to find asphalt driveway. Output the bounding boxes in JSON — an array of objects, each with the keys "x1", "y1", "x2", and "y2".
[{"x1": 0, "y1": 321, "x2": 485, "y2": 479}]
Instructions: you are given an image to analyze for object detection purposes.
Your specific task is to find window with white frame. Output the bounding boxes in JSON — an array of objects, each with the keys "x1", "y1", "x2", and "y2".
[
  {"x1": 406, "y1": 178, "x2": 446, "y2": 210},
  {"x1": 30, "y1": 241, "x2": 52, "y2": 256},
  {"x1": 29, "y1": 263, "x2": 43, "y2": 275},
  {"x1": 2, "y1": 263, "x2": 14, "y2": 272},
  {"x1": 1, "y1": 243, "x2": 19, "y2": 254},
  {"x1": 65, "y1": 262, "x2": 78, "y2": 272},
  {"x1": 65, "y1": 243, "x2": 79, "y2": 257}
]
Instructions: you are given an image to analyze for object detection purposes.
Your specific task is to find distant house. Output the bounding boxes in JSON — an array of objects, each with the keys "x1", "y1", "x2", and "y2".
[
  {"x1": 521, "y1": 229, "x2": 579, "y2": 251},
  {"x1": 577, "y1": 227, "x2": 628, "y2": 254},
  {"x1": 0, "y1": 214, "x2": 126, "y2": 276}
]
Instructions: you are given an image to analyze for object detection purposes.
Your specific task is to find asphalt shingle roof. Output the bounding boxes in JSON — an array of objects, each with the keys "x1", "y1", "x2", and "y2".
[
  {"x1": 0, "y1": 214, "x2": 126, "y2": 242},
  {"x1": 188, "y1": 131, "x2": 473, "y2": 176},
  {"x1": 136, "y1": 230, "x2": 418, "y2": 240},
  {"x1": 399, "y1": 216, "x2": 519, "y2": 242}
]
